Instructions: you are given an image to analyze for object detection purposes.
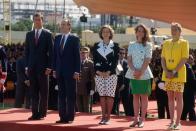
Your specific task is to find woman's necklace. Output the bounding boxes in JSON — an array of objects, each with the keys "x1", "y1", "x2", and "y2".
[{"x1": 169, "y1": 40, "x2": 178, "y2": 63}]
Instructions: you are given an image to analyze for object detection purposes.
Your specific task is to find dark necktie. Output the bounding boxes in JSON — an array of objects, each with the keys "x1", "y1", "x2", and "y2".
[
  {"x1": 60, "y1": 35, "x2": 65, "y2": 54},
  {"x1": 81, "y1": 60, "x2": 84, "y2": 68},
  {"x1": 120, "y1": 60, "x2": 123, "y2": 66},
  {"x1": 35, "y1": 30, "x2": 39, "y2": 45}
]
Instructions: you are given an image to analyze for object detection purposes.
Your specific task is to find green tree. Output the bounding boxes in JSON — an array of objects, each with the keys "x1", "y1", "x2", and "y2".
[{"x1": 12, "y1": 19, "x2": 32, "y2": 31}]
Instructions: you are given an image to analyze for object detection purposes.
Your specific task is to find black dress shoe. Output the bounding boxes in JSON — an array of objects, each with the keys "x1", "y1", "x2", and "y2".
[
  {"x1": 40, "y1": 114, "x2": 46, "y2": 118},
  {"x1": 56, "y1": 120, "x2": 69, "y2": 124},
  {"x1": 28, "y1": 115, "x2": 41, "y2": 120}
]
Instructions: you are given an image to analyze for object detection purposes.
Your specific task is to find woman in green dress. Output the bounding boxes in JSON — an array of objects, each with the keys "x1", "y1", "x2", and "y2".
[{"x1": 126, "y1": 24, "x2": 153, "y2": 128}]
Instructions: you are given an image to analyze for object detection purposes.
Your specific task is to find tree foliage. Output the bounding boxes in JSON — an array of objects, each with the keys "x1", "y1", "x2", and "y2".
[{"x1": 11, "y1": 19, "x2": 33, "y2": 31}]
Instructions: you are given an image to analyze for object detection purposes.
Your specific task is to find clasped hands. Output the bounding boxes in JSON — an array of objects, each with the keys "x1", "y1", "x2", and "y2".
[
  {"x1": 133, "y1": 69, "x2": 144, "y2": 79},
  {"x1": 165, "y1": 70, "x2": 177, "y2": 79}
]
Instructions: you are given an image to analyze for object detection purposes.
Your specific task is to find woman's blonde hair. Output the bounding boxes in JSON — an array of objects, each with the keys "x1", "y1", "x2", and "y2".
[{"x1": 171, "y1": 22, "x2": 182, "y2": 32}]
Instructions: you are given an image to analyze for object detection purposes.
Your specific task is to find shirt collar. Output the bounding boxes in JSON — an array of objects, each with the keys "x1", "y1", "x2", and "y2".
[
  {"x1": 98, "y1": 40, "x2": 114, "y2": 48},
  {"x1": 62, "y1": 32, "x2": 70, "y2": 37},
  {"x1": 81, "y1": 58, "x2": 88, "y2": 63},
  {"x1": 35, "y1": 28, "x2": 43, "y2": 36}
]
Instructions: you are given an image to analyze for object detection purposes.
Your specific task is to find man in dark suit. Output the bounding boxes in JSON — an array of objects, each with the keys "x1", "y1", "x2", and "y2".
[
  {"x1": 181, "y1": 55, "x2": 196, "y2": 121},
  {"x1": 15, "y1": 53, "x2": 31, "y2": 109},
  {"x1": 76, "y1": 46, "x2": 95, "y2": 113},
  {"x1": 112, "y1": 48, "x2": 134, "y2": 116},
  {"x1": 53, "y1": 18, "x2": 80, "y2": 124},
  {"x1": 25, "y1": 13, "x2": 53, "y2": 120}
]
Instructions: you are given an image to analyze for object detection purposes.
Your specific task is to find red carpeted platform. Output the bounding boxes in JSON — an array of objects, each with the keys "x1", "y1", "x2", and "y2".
[{"x1": 0, "y1": 101, "x2": 196, "y2": 131}]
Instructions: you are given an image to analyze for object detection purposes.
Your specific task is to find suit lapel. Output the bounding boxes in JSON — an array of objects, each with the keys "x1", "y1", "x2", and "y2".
[
  {"x1": 31, "y1": 30, "x2": 36, "y2": 45},
  {"x1": 97, "y1": 41, "x2": 114, "y2": 60},
  {"x1": 97, "y1": 43, "x2": 106, "y2": 59},
  {"x1": 64, "y1": 34, "x2": 70, "y2": 48}
]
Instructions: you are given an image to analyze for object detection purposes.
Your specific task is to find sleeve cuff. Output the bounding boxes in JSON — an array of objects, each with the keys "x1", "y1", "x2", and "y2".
[
  {"x1": 46, "y1": 68, "x2": 52, "y2": 71},
  {"x1": 74, "y1": 72, "x2": 80, "y2": 75}
]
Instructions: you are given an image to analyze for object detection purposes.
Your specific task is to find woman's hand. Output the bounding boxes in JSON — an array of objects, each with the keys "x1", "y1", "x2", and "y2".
[
  {"x1": 96, "y1": 71, "x2": 104, "y2": 77},
  {"x1": 103, "y1": 71, "x2": 111, "y2": 78},
  {"x1": 133, "y1": 70, "x2": 142, "y2": 79},
  {"x1": 165, "y1": 70, "x2": 174, "y2": 79},
  {"x1": 96, "y1": 71, "x2": 110, "y2": 78}
]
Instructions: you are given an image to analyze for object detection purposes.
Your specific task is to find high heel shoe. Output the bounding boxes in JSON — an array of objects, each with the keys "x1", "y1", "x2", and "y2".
[
  {"x1": 138, "y1": 121, "x2": 144, "y2": 128},
  {"x1": 129, "y1": 121, "x2": 139, "y2": 127},
  {"x1": 173, "y1": 123, "x2": 181, "y2": 130},
  {"x1": 99, "y1": 119, "x2": 105, "y2": 125},
  {"x1": 167, "y1": 122, "x2": 175, "y2": 130}
]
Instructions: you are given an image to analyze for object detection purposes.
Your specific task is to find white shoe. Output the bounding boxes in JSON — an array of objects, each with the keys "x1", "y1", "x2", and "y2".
[
  {"x1": 129, "y1": 121, "x2": 139, "y2": 127},
  {"x1": 98, "y1": 119, "x2": 105, "y2": 125},
  {"x1": 173, "y1": 124, "x2": 181, "y2": 130},
  {"x1": 168, "y1": 122, "x2": 175, "y2": 130},
  {"x1": 138, "y1": 121, "x2": 144, "y2": 128},
  {"x1": 103, "y1": 120, "x2": 110, "y2": 125}
]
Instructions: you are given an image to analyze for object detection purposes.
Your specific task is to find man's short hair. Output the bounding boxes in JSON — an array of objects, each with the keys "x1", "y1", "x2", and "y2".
[
  {"x1": 120, "y1": 48, "x2": 126, "y2": 51},
  {"x1": 33, "y1": 13, "x2": 43, "y2": 21},
  {"x1": 62, "y1": 18, "x2": 71, "y2": 26}
]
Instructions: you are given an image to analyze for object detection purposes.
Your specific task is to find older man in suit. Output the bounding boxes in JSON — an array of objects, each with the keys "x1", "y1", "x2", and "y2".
[
  {"x1": 25, "y1": 13, "x2": 53, "y2": 120},
  {"x1": 76, "y1": 46, "x2": 95, "y2": 113},
  {"x1": 53, "y1": 18, "x2": 80, "y2": 124}
]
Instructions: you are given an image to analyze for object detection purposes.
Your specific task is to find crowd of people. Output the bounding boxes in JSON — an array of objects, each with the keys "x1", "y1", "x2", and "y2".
[{"x1": 0, "y1": 13, "x2": 196, "y2": 130}]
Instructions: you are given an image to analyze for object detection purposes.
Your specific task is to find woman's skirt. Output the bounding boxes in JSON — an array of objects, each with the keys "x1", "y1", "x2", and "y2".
[
  {"x1": 95, "y1": 75, "x2": 117, "y2": 97},
  {"x1": 165, "y1": 81, "x2": 184, "y2": 93},
  {"x1": 130, "y1": 79, "x2": 151, "y2": 95}
]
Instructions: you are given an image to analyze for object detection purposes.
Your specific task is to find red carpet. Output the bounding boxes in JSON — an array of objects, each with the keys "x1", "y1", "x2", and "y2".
[{"x1": 0, "y1": 101, "x2": 196, "y2": 131}]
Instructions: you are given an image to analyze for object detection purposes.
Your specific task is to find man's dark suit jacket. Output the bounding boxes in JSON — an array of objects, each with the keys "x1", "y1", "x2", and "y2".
[
  {"x1": 25, "y1": 29, "x2": 53, "y2": 118},
  {"x1": 25, "y1": 29, "x2": 53, "y2": 73},
  {"x1": 53, "y1": 34, "x2": 80, "y2": 78},
  {"x1": 181, "y1": 63, "x2": 196, "y2": 120},
  {"x1": 53, "y1": 33, "x2": 80, "y2": 122}
]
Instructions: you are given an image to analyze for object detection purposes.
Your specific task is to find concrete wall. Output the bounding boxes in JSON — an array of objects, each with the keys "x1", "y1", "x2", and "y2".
[{"x1": 0, "y1": 31, "x2": 27, "y2": 44}]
